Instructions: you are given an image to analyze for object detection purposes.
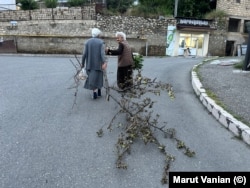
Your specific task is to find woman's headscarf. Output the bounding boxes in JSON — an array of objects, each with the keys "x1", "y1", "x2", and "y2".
[{"x1": 92, "y1": 28, "x2": 102, "y2": 38}]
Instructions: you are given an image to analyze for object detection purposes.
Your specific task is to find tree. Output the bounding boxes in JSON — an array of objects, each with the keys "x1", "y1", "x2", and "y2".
[
  {"x1": 243, "y1": 22, "x2": 250, "y2": 71},
  {"x1": 177, "y1": 0, "x2": 213, "y2": 18},
  {"x1": 44, "y1": 0, "x2": 58, "y2": 20},
  {"x1": 68, "y1": 0, "x2": 87, "y2": 7},
  {"x1": 45, "y1": 0, "x2": 57, "y2": 8},
  {"x1": 19, "y1": 0, "x2": 38, "y2": 10},
  {"x1": 107, "y1": 0, "x2": 134, "y2": 14},
  {"x1": 131, "y1": 0, "x2": 216, "y2": 18},
  {"x1": 137, "y1": 0, "x2": 174, "y2": 16}
]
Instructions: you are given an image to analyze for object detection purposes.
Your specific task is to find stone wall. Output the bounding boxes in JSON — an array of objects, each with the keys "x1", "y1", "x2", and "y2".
[
  {"x1": 217, "y1": 0, "x2": 250, "y2": 17},
  {"x1": 0, "y1": 6, "x2": 96, "y2": 21},
  {"x1": 0, "y1": 18, "x2": 165, "y2": 55},
  {"x1": 0, "y1": 6, "x2": 229, "y2": 56},
  {"x1": 209, "y1": 0, "x2": 250, "y2": 56},
  {"x1": 96, "y1": 15, "x2": 175, "y2": 53},
  {"x1": 207, "y1": 17, "x2": 228, "y2": 56},
  {"x1": 14, "y1": 35, "x2": 147, "y2": 55},
  {"x1": 208, "y1": 32, "x2": 226, "y2": 56},
  {"x1": 0, "y1": 8, "x2": 174, "y2": 55}
]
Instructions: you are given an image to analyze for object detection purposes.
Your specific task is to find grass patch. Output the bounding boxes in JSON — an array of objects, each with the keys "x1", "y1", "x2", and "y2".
[
  {"x1": 206, "y1": 89, "x2": 250, "y2": 126},
  {"x1": 194, "y1": 57, "x2": 250, "y2": 127},
  {"x1": 193, "y1": 65, "x2": 203, "y2": 81},
  {"x1": 234, "y1": 62, "x2": 244, "y2": 69},
  {"x1": 205, "y1": 89, "x2": 226, "y2": 109}
]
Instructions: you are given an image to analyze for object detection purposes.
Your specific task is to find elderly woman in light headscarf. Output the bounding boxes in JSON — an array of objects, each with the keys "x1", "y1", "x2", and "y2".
[{"x1": 82, "y1": 28, "x2": 107, "y2": 99}]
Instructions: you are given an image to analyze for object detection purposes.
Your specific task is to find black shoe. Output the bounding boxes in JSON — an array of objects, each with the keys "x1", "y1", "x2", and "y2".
[
  {"x1": 98, "y1": 89, "x2": 101, "y2": 97},
  {"x1": 93, "y1": 92, "x2": 97, "y2": 99}
]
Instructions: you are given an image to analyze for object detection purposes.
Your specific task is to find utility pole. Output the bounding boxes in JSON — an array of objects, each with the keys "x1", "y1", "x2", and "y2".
[
  {"x1": 243, "y1": 21, "x2": 250, "y2": 71},
  {"x1": 174, "y1": 0, "x2": 179, "y2": 17}
]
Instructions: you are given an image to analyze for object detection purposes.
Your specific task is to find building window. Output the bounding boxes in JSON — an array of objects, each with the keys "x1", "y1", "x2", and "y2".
[
  {"x1": 178, "y1": 33, "x2": 204, "y2": 56},
  {"x1": 244, "y1": 20, "x2": 250, "y2": 33},
  {"x1": 179, "y1": 34, "x2": 204, "y2": 48},
  {"x1": 236, "y1": 0, "x2": 241, "y2": 3},
  {"x1": 228, "y1": 18, "x2": 241, "y2": 32}
]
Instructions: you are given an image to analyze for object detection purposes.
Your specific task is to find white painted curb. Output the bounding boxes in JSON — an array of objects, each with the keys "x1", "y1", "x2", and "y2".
[{"x1": 191, "y1": 63, "x2": 250, "y2": 146}]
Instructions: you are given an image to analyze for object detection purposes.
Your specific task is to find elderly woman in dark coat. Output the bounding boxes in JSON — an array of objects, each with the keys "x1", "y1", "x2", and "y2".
[
  {"x1": 106, "y1": 32, "x2": 134, "y2": 90},
  {"x1": 82, "y1": 28, "x2": 107, "y2": 99}
]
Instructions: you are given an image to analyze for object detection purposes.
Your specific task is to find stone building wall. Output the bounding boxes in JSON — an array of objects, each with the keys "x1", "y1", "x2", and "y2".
[
  {"x1": 215, "y1": 0, "x2": 250, "y2": 56},
  {"x1": 208, "y1": 32, "x2": 227, "y2": 56},
  {"x1": 207, "y1": 17, "x2": 228, "y2": 56},
  {"x1": 217, "y1": 0, "x2": 250, "y2": 17}
]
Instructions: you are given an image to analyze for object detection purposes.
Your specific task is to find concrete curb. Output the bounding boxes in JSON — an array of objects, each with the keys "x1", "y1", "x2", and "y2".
[{"x1": 191, "y1": 63, "x2": 250, "y2": 146}]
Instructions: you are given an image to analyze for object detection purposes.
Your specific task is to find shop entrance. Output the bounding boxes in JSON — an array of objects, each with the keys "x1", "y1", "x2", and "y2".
[{"x1": 178, "y1": 33, "x2": 204, "y2": 56}]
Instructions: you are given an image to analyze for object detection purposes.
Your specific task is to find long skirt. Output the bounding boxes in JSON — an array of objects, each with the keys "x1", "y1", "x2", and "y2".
[
  {"x1": 84, "y1": 70, "x2": 103, "y2": 90},
  {"x1": 117, "y1": 65, "x2": 133, "y2": 89}
]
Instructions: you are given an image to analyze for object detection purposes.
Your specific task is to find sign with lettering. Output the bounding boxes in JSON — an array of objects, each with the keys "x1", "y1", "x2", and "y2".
[{"x1": 179, "y1": 19, "x2": 209, "y2": 26}]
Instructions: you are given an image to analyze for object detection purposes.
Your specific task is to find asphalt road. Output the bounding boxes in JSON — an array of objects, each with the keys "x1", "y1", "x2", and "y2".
[{"x1": 1, "y1": 55, "x2": 250, "y2": 188}]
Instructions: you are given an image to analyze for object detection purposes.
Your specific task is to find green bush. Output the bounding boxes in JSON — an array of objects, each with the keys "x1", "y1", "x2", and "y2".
[
  {"x1": 68, "y1": 0, "x2": 87, "y2": 7},
  {"x1": 133, "y1": 54, "x2": 144, "y2": 70},
  {"x1": 45, "y1": 0, "x2": 57, "y2": 8},
  {"x1": 19, "y1": 0, "x2": 38, "y2": 10},
  {"x1": 204, "y1": 10, "x2": 228, "y2": 21}
]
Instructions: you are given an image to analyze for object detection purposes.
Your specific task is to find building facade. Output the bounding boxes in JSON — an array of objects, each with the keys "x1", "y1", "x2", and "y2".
[
  {"x1": 167, "y1": 0, "x2": 250, "y2": 57},
  {"x1": 216, "y1": 0, "x2": 250, "y2": 56},
  {"x1": 166, "y1": 17, "x2": 216, "y2": 57}
]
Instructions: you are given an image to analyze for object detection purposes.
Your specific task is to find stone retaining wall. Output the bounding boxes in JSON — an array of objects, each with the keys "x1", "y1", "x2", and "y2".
[
  {"x1": 0, "y1": 6, "x2": 229, "y2": 56},
  {"x1": 0, "y1": 14, "x2": 173, "y2": 55},
  {"x1": 0, "y1": 6, "x2": 95, "y2": 21}
]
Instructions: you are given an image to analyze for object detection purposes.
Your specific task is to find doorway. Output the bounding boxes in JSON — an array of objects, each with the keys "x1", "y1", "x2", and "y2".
[
  {"x1": 225, "y1": 41, "x2": 235, "y2": 56},
  {"x1": 178, "y1": 33, "x2": 204, "y2": 56}
]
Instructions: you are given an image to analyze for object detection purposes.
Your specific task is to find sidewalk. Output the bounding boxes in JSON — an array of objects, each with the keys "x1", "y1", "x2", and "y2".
[{"x1": 191, "y1": 57, "x2": 250, "y2": 146}]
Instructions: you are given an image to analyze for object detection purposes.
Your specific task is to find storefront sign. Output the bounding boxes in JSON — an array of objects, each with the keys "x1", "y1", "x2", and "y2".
[
  {"x1": 166, "y1": 26, "x2": 176, "y2": 56},
  {"x1": 179, "y1": 19, "x2": 209, "y2": 26}
]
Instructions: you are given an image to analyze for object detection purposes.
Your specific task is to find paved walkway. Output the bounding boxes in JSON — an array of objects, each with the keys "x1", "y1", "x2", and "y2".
[{"x1": 191, "y1": 56, "x2": 250, "y2": 146}]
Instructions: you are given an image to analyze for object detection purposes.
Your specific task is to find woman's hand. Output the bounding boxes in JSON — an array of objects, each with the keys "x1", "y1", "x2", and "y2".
[
  {"x1": 102, "y1": 62, "x2": 107, "y2": 70},
  {"x1": 105, "y1": 47, "x2": 109, "y2": 54}
]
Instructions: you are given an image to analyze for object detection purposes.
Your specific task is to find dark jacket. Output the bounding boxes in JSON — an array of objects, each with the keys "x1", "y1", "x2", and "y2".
[{"x1": 108, "y1": 41, "x2": 134, "y2": 67}]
